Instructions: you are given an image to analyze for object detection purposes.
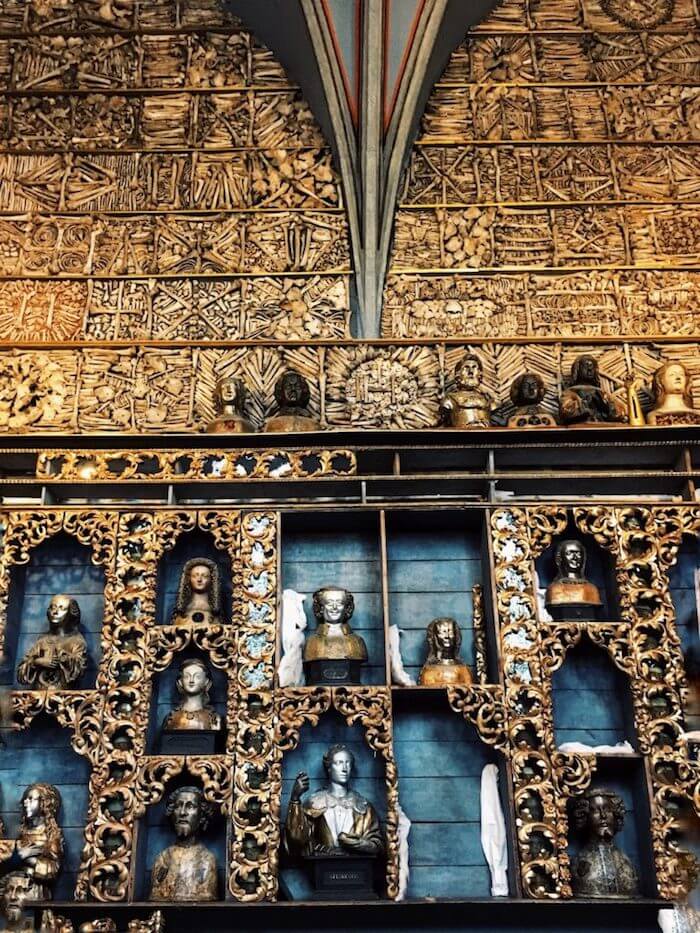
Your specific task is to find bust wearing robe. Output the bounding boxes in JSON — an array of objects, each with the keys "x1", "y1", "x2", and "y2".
[
  {"x1": 419, "y1": 617, "x2": 473, "y2": 687},
  {"x1": 303, "y1": 587, "x2": 368, "y2": 664},
  {"x1": 149, "y1": 786, "x2": 217, "y2": 902},
  {"x1": 285, "y1": 744, "x2": 383, "y2": 858},
  {"x1": 17, "y1": 595, "x2": 87, "y2": 689},
  {"x1": 507, "y1": 372, "x2": 556, "y2": 428},
  {"x1": 560, "y1": 355, "x2": 624, "y2": 426},
  {"x1": 15, "y1": 783, "x2": 64, "y2": 900},
  {"x1": 162, "y1": 658, "x2": 222, "y2": 732},
  {"x1": 170, "y1": 559, "x2": 221, "y2": 626}
]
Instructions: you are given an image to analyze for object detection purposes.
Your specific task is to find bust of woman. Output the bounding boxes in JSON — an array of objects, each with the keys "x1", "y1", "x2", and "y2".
[
  {"x1": 206, "y1": 375, "x2": 254, "y2": 434},
  {"x1": 560, "y1": 355, "x2": 624, "y2": 426},
  {"x1": 647, "y1": 362, "x2": 700, "y2": 426},
  {"x1": 302, "y1": 587, "x2": 368, "y2": 685},
  {"x1": 15, "y1": 783, "x2": 64, "y2": 900},
  {"x1": 285, "y1": 743, "x2": 383, "y2": 858},
  {"x1": 571, "y1": 788, "x2": 638, "y2": 898},
  {"x1": 170, "y1": 559, "x2": 221, "y2": 626},
  {"x1": 17, "y1": 594, "x2": 88, "y2": 689},
  {"x1": 149, "y1": 786, "x2": 218, "y2": 902},
  {"x1": 440, "y1": 354, "x2": 492, "y2": 428},
  {"x1": 545, "y1": 540, "x2": 602, "y2": 621},
  {"x1": 507, "y1": 372, "x2": 556, "y2": 428},
  {"x1": 162, "y1": 658, "x2": 222, "y2": 732},
  {"x1": 419, "y1": 617, "x2": 473, "y2": 686},
  {"x1": 265, "y1": 370, "x2": 320, "y2": 433}
]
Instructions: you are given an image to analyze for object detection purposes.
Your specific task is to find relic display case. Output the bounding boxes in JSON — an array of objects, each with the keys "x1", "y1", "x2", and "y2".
[{"x1": 1, "y1": 0, "x2": 700, "y2": 930}]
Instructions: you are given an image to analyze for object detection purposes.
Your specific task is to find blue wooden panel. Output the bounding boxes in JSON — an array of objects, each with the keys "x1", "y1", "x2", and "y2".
[
  {"x1": 392, "y1": 697, "x2": 499, "y2": 900},
  {"x1": 282, "y1": 524, "x2": 385, "y2": 684},
  {"x1": 552, "y1": 641, "x2": 635, "y2": 748},
  {"x1": 0, "y1": 717, "x2": 90, "y2": 900}
]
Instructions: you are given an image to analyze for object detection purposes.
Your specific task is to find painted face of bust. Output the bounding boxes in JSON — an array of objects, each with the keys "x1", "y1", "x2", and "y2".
[
  {"x1": 281, "y1": 373, "x2": 304, "y2": 405},
  {"x1": 22, "y1": 787, "x2": 41, "y2": 822},
  {"x1": 560, "y1": 541, "x2": 584, "y2": 576},
  {"x1": 662, "y1": 363, "x2": 688, "y2": 396},
  {"x1": 457, "y1": 356, "x2": 481, "y2": 389},
  {"x1": 319, "y1": 590, "x2": 347, "y2": 624},
  {"x1": 587, "y1": 794, "x2": 616, "y2": 843},
  {"x1": 328, "y1": 750, "x2": 353, "y2": 787},
  {"x1": 434, "y1": 619, "x2": 457, "y2": 655},
  {"x1": 180, "y1": 662, "x2": 209, "y2": 697},
  {"x1": 2, "y1": 875, "x2": 30, "y2": 924},
  {"x1": 47, "y1": 594, "x2": 71, "y2": 629},
  {"x1": 189, "y1": 564, "x2": 211, "y2": 595},
  {"x1": 519, "y1": 375, "x2": 541, "y2": 405},
  {"x1": 218, "y1": 378, "x2": 240, "y2": 406},
  {"x1": 171, "y1": 790, "x2": 201, "y2": 840},
  {"x1": 576, "y1": 356, "x2": 598, "y2": 386}
]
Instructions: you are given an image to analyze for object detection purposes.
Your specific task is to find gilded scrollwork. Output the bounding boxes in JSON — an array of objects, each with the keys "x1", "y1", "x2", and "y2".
[{"x1": 447, "y1": 685, "x2": 508, "y2": 751}]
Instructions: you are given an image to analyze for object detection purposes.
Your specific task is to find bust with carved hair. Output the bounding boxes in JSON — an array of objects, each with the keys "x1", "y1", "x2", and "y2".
[
  {"x1": 149, "y1": 786, "x2": 218, "y2": 902},
  {"x1": 16, "y1": 594, "x2": 88, "y2": 689},
  {"x1": 560, "y1": 355, "x2": 625, "y2": 426},
  {"x1": 285, "y1": 743, "x2": 383, "y2": 858},
  {"x1": 507, "y1": 372, "x2": 557, "y2": 428},
  {"x1": 648, "y1": 361, "x2": 700, "y2": 426},
  {"x1": 206, "y1": 374, "x2": 254, "y2": 434},
  {"x1": 15, "y1": 782, "x2": 64, "y2": 900},
  {"x1": 302, "y1": 587, "x2": 368, "y2": 685},
  {"x1": 170, "y1": 558, "x2": 221, "y2": 626},
  {"x1": 265, "y1": 369, "x2": 320, "y2": 432},
  {"x1": 570, "y1": 788, "x2": 639, "y2": 898},
  {"x1": 419, "y1": 617, "x2": 473, "y2": 687},
  {"x1": 0, "y1": 871, "x2": 34, "y2": 931},
  {"x1": 440, "y1": 353, "x2": 492, "y2": 428}
]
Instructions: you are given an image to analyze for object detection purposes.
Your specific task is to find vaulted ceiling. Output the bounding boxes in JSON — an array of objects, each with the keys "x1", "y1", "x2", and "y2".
[{"x1": 225, "y1": 0, "x2": 501, "y2": 336}]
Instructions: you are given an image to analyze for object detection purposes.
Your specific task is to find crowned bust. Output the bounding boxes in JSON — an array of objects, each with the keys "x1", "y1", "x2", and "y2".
[
  {"x1": 302, "y1": 587, "x2": 368, "y2": 686},
  {"x1": 170, "y1": 558, "x2": 221, "y2": 626},
  {"x1": 419, "y1": 617, "x2": 473, "y2": 687},
  {"x1": 545, "y1": 540, "x2": 602, "y2": 621}
]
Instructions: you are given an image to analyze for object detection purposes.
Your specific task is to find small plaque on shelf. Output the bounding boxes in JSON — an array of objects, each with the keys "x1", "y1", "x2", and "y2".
[
  {"x1": 307, "y1": 854, "x2": 378, "y2": 900},
  {"x1": 159, "y1": 729, "x2": 222, "y2": 755},
  {"x1": 304, "y1": 659, "x2": 363, "y2": 686}
]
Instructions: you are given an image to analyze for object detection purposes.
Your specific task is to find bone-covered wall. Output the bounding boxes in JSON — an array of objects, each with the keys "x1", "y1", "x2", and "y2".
[
  {"x1": 384, "y1": 0, "x2": 700, "y2": 341},
  {"x1": 0, "y1": 0, "x2": 351, "y2": 345}
]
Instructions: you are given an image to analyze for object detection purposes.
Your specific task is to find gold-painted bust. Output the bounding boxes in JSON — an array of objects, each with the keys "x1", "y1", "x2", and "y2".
[
  {"x1": 170, "y1": 558, "x2": 221, "y2": 626},
  {"x1": 303, "y1": 587, "x2": 368, "y2": 685},
  {"x1": 162, "y1": 658, "x2": 222, "y2": 733},
  {"x1": 16, "y1": 594, "x2": 88, "y2": 689},
  {"x1": 15, "y1": 782, "x2": 64, "y2": 901},
  {"x1": 647, "y1": 361, "x2": 700, "y2": 426},
  {"x1": 0, "y1": 871, "x2": 34, "y2": 932},
  {"x1": 545, "y1": 539, "x2": 602, "y2": 622},
  {"x1": 265, "y1": 370, "x2": 320, "y2": 433},
  {"x1": 440, "y1": 354, "x2": 492, "y2": 428},
  {"x1": 206, "y1": 375, "x2": 254, "y2": 434},
  {"x1": 418, "y1": 617, "x2": 473, "y2": 687},
  {"x1": 507, "y1": 372, "x2": 557, "y2": 429},
  {"x1": 149, "y1": 786, "x2": 217, "y2": 902}
]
